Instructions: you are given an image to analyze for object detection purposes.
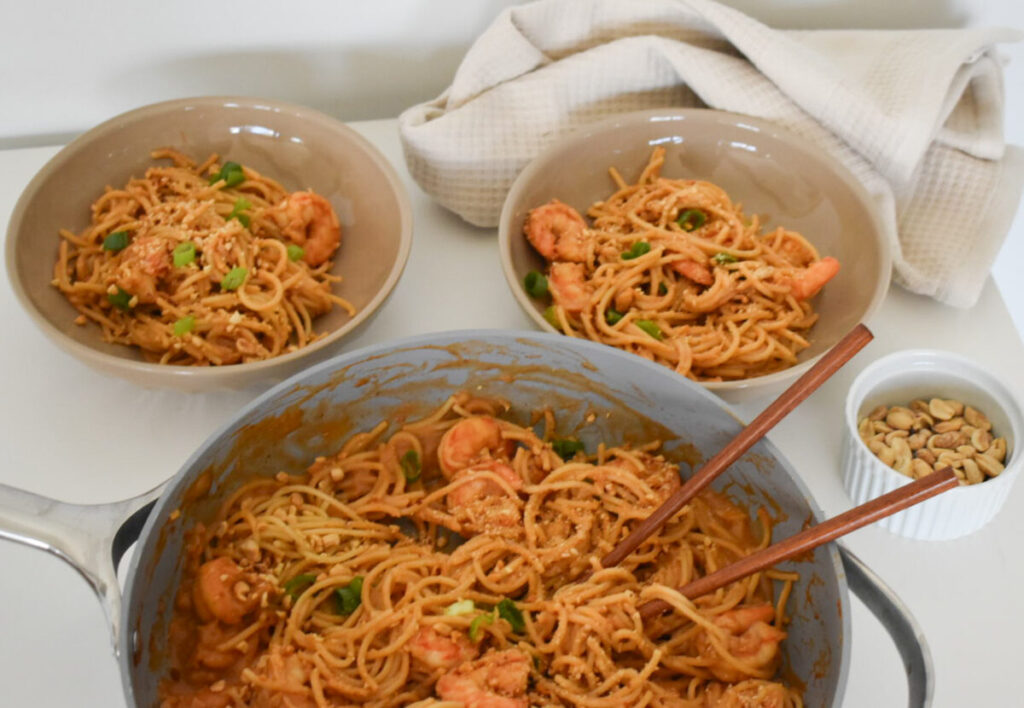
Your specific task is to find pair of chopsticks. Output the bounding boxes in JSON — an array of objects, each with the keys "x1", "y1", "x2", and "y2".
[{"x1": 594, "y1": 324, "x2": 959, "y2": 620}]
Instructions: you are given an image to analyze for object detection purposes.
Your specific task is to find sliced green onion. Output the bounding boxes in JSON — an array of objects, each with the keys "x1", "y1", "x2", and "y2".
[
  {"x1": 334, "y1": 576, "x2": 364, "y2": 615},
  {"x1": 103, "y1": 231, "x2": 130, "y2": 252},
  {"x1": 605, "y1": 308, "x2": 624, "y2": 325},
  {"x1": 524, "y1": 270, "x2": 549, "y2": 298},
  {"x1": 552, "y1": 438, "x2": 585, "y2": 460},
  {"x1": 496, "y1": 598, "x2": 526, "y2": 633},
  {"x1": 543, "y1": 305, "x2": 560, "y2": 330},
  {"x1": 173, "y1": 315, "x2": 196, "y2": 337},
  {"x1": 635, "y1": 319, "x2": 663, "y2": 340},
  {"x1": 107, "y1": 288, "x2": 132, "y2": 311},
  {"x1": 227, "y1": 197, "x2": 252, "y2": 228},
  {"x1": 677, "y1": 209, "x2": 707, "y2": 231},
  {"x1": 173, "y1": 241, "x2": 196, "y2": 267},
  {"x1": 286, "y1": 244, "x2": 305, "y2": 262},
  {"x1": 622, "y1": 241, "x2": 651, "y2": 260},
  {"x1": 209, "y1": 161, "x2": 245, "y2": 188},
  {"x1": 400, "y1": 450, "x2": 421, "y2": 483},
  {"x1": 283, "y1": 573, "x2": 317, "y2": 600},
  {"x1": 658, "y1": 282, "x2": 668, "y2": 295},
  {"x1": 469, "y1": 613, "x2": 494, "y2": 641},
  {"x1": 445, "y1": 599, "x2": 475, "y2": 616},
  {"x1": 220, "y1": 266, "x2": 248, "y2": 291},
  {"x1": 712, "y1": 252, "x2": 738, "y2": 265}
]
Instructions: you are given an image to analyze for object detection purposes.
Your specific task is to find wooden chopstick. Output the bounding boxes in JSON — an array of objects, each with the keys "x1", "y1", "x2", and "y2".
[
  {"x1": 600, "y1": 323, "x2": 874, "y2": 570},
  {"x1": 637, "y1": 466, "x2": 959, "y2": 620}
]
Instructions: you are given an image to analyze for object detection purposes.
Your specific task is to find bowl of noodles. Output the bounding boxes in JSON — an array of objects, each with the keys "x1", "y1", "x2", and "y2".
[
  {"x1": 498, "y1": 109, "x2": 891, "y2": 402},
  {"x1": 0, "y1": 331, "x2": 933, "y2": 707},
  {"x1": 5, "y1": 96, "x2": 412, "y2": 390}
]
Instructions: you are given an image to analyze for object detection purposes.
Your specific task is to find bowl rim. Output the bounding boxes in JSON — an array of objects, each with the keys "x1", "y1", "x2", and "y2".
[
  {"x1": 843, "y1": 348, "x2": 1023, "y2": 493},
  {"x1": 4, "y1": 95, "x2": 414, "y2": 384},
  {"x1": 497, "y1": 107, "x2": 892, "y2": 395}
]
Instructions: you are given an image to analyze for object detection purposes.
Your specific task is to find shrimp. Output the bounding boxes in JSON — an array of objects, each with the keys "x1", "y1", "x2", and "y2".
[
  {"x1": 435, "y1": 649, "x2": 530, "y2": 708},
  {"x1": 714, "y1": 679, "x2": 789, "y2": 708},
  {"x1": 192, "y1": 557, "x2": 255, "y2": 625},
  {"x1": 700, "y1": 604, "x2": 786, "y2": 683},
  {"x1": 548, "y1": 262, "x2": 592, "y2": 315},
  {"x1": 524, "y1": 199, "x2": 589, "y2": 263},
  {"x1": 786, "y1": 256, "x2": 839, "y2": 301},
  {"x1": 447, "y1": 462, "x2": 523, "y2": 537},
  {"x1": 114, "y1": 235, "x2": 171, "y2": 304},
  {"x1": 409, "y1": 626, "x2": 478, "y2": 670},
  {"x1": 671, "y1": 258, "x2": 714, "y2": 286},
  {"x1": 269, "y1": 190, "x2": 341, "y2": 267},
  {"x1": 438, "y1": 416, "x2": 510, "y2": 478}
]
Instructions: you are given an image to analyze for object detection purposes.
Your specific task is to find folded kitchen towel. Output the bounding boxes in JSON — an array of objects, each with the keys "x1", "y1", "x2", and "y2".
[{"x1": 399, "y1": 0, "x2": 1023, "y2": 308}]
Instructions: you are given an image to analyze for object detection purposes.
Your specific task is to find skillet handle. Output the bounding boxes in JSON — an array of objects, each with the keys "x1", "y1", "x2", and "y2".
[
  {"x1": 839, "y1": 544, "x2": 933, "y2": 708},
  {"x1": 0, "y1": 481, "x2": 165, "y2": 655}
]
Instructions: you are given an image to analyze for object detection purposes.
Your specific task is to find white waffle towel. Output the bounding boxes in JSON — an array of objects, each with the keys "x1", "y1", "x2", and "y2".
[{"x1": 399, "y1": 0, "x2": 1023, "y2": 308}]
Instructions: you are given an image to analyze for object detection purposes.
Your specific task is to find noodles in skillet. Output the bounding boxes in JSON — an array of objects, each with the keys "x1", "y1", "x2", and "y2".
[
  {"x1": 161, "y1": 392, "x2": 801, "y2": 707},
  {"x1": 52, "y1": 149, "x2": 354, "y2": 365},
  {"x1": 522, "y1": 147, "x2": 840, "y2": 382}
]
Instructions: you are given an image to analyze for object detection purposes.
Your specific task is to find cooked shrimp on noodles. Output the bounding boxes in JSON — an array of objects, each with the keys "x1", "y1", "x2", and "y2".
[
  {"x1": 523, "y1": 147, "x2": 841, "y2": 382},
  {"x1": 52, "y1": 149, "x2": 354, "y2": 366},
  {"x1": 161, "y1": 392, "x2": 803, "y2": 707}
]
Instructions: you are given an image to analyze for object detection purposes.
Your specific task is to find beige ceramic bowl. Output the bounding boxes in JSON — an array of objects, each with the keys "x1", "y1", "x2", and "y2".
[
  {"x1": 6, "y1": 96, "x2": 412, "y2": 391},
  {"x1": 498, "y1": 109, "x2": 891, "y2": 403}
]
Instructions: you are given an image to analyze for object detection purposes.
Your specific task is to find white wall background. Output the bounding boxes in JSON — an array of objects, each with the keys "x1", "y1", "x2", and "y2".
[{"x1": 2, "y1": 0, "x2": 1021, "y2": 332}]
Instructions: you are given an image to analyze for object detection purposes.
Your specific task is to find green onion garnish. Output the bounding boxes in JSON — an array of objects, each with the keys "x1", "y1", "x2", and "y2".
[
  {"x1": 107, "y1": 288, "x2": 132, "y2": 311},
  {"x1": 605, "y1": 308, "x2": 624, "y2": 325},
  {"x1": 334, "y1": 576, "x2": 364, "y2": 615},
  {"x1": 286, "y1": 244, "x2": 305, "y2": 262},
  {"x1": 552, "y1": 438, "x2": 585, "y2": 460},
  {"x1": 496, "y1": 598, "x2": 526, "y2": 633},
  {"x1": 469, "y1": 613, "x2": 493, "y2": 641},
  {"x1": 103, "y1": 231, "x2": 130, "y2": 252},
  {"x1": 173, "y1": 241, "x2": 196, "y2": 267},
  {"x1": 622, "y1": 241, "x2": 651, "y2": 260},
  {"x1": 220, "y1": 266, "x2": 248, "y2": 291},
  {"x1": 524, "y1": 271, "x2": 549, "y2": 298},
  {"x1": 712, "y1": 252, "x2": 738, "y2": 265},
  {"x1": 173, "y1": 315, "x2": 196, "y2": 337},
  {"x1": 543, "y1": 305, "x2": 560, "y2": 330},
  {"x1": 227, "y1": 197, "x2": 252, "y2": 228},
  {"x1": 209, "y1": 161, "x2": 245, "y2": 188},
  {"x1": 282, "y1": 573, "x2": 317, "y2": 600},
  {"x1": 658, "y1": 282, "x2": 668, "y2": 295},
  {"x1": 400, "y1": 450, "x2": 421, "y2": 483},
  {"x1": 635, "y1": 319, "x2": 663, "y2": 340},
  {"x1": 677, "y1": 209, "x2": 707, "y2": 231},
  {"x1": 445, "y1": 599, "x2": 475, "y2": 616}
]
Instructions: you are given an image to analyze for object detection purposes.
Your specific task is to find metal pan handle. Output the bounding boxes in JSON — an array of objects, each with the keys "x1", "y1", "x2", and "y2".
[
  {"x1": 839, "y1": 544, "x2": 933, "y2": 708},
  {"x1": 0, "y1": 482, "x2": 165, "y2": 654}
]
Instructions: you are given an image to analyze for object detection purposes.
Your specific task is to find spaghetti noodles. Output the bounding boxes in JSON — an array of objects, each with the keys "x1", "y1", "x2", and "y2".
[
  {"x1": 161, "y1": 392, "x2": 801, "y2": 707},
  {"x1": 523, "y1": 147, "x2": 840, "y2": 382},
  {"x1": 52, "y1": 149, "x2": 354, "y2": 365}
]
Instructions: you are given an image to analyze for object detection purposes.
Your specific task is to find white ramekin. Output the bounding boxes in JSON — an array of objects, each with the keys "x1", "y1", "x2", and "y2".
[{"x1": 842, "y1": 349, "x2": 1023, "y2": 540}]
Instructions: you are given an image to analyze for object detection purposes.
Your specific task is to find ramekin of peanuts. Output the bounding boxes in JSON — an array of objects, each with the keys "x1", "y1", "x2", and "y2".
[
  {"x1": 843, "y1": 350, "x2": 1022, "y2": 540},
  {"x1": 857, "y1": 399, "x2": 1007, "y2": 485}
]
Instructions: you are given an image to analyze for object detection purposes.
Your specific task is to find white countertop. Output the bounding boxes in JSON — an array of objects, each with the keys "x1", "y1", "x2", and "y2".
[{"x1": 1, "y1": 119, "x2": 1022, "y2": 707}]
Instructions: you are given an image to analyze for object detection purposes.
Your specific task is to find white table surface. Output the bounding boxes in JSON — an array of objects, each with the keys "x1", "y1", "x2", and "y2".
[{"x1": 1, "y1": 119, "x2": 1022, "y2": 707}]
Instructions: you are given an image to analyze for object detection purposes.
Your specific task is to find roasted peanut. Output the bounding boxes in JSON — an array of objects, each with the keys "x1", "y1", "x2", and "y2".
[
  {"x1": 910, "y1": 458, "x2": 934, "y2": 478},
  {"x1": 885, "y1": 407, "x2": 915, "y2": 431},
  {"x1": 964, "y1": 405, "x2": 991, "y2": 431},
  {"x1": 976, "y1": 454, "x2": 1005, "y2": 477},
  {"x1": 867, "y1": 405, "x2": 888, "y2": 422},
  {"x1": 915, "y1": 449, "x2": 937, "y2": 465},
  {"x1": 933, "y1": 419, "x2": 963, "y2": 433},
  {"x1": 970, "y1": 428, "x2": 992, "y2": 453},
  {"x1": 929, "y1": 398, "x2": 956, "y2": 421},
  {"x1": 962, "y1": 458, "x2": 984, "y2": 485}
]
